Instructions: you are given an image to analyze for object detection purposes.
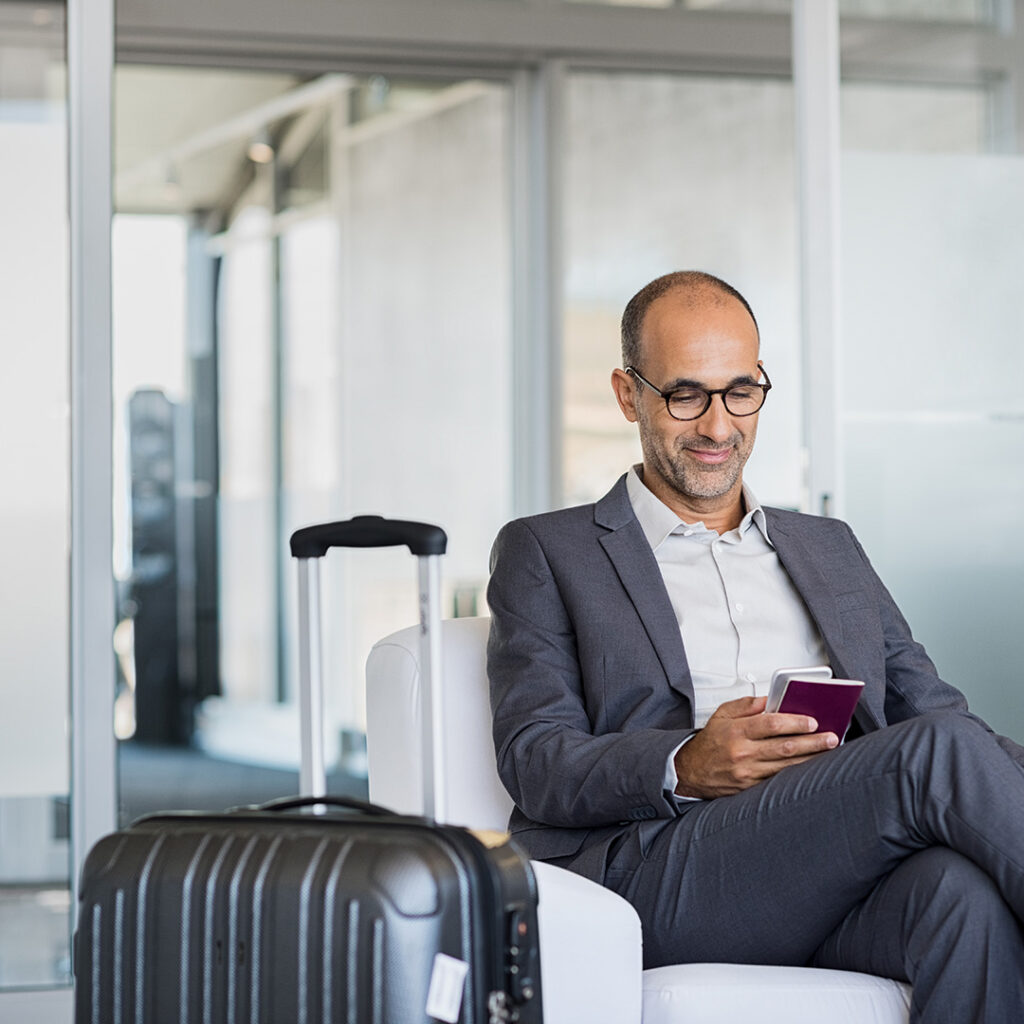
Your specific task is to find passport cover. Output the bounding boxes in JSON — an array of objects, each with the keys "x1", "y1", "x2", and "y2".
[{"x1": 776, "y1": 678, "x2": 864, "y2": 741}]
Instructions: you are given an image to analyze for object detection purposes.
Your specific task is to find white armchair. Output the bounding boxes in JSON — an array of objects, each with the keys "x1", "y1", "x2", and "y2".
[{"x1": 365, "y1": 616, "x2": 911, "y2": 1024}]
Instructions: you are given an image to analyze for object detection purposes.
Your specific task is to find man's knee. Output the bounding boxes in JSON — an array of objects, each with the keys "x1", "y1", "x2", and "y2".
[
  {"x1": 901, "y1": 709, "x2": 982, "y2": 741},
  {"x1": 889, "y1": 710, "x2": 993, "y2": 771}
]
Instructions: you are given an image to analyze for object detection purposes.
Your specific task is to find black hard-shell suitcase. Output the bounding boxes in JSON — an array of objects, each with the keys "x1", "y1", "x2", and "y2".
[{"x1": 75, "y1": 517, "x2": 543, "y2": 1024}]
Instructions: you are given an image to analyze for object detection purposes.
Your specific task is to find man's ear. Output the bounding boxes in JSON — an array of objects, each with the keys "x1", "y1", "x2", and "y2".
[{"x1": 611, "y1": 368, "x2": 639, "y2": 423}]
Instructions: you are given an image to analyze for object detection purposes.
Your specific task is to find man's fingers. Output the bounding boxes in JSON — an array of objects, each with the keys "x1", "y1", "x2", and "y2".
[
  {"x1": 753, "y1": 711, "x2": 820, "y2": 738},
  {"x1": 764, "y1": 731, "x2": 838, "y2": 759},
  {"x1": 732, "y1": 730, "x2": 837, "y2": 765}
]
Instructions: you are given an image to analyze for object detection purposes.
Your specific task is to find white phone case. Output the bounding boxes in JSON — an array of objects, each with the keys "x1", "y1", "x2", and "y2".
[{"x1": 765, "y1": 665, "x2": 833, "y2": 713}]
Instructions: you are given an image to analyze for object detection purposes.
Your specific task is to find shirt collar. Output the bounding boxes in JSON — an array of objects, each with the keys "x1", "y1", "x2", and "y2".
[{"x1": 625, "y1": 465, "x2": 772, "y2": 551}]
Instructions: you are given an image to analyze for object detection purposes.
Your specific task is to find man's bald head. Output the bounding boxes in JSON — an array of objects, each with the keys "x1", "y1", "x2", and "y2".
[{"x1": 620, "y1": 271, "x2": 759, "y2": 370}]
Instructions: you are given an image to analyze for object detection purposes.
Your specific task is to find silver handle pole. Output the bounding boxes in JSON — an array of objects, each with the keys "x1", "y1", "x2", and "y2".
[
  {"x1": 418, "y1": 555, "x2": 445, "y2": 822},
  {"x1": 297, "y1": 557, "x2": 327, "y2": 799}
]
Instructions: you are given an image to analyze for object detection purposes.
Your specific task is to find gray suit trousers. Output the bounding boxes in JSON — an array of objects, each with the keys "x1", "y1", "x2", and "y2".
[{"x1": 581, "y1": 711, "x2": 1024, "y2": 1023}]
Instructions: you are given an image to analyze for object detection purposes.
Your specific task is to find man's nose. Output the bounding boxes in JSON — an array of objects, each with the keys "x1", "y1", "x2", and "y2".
[{"x1": 694, "y1": 393, "x2": 736, "y2": 442}]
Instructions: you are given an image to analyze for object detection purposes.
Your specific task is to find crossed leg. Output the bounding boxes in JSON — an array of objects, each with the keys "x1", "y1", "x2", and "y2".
[
  {"x1": 812, "y1": 847, "x2": 1024, "y2": 1022},
  {"x1": 592, "y1": 711, "x2": 1024, "y2": 1022}
]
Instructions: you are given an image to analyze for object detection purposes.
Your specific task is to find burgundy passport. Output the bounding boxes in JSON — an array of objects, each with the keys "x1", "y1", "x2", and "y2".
[{"x1": 776, "y1": 678, "x2": 864, "y2": 741}]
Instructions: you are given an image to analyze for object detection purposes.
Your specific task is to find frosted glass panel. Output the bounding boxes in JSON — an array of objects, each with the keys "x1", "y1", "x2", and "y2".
[
  {"x1": 0, "y1": 1, "x2": 72, "y2": 991},
  {"x1": 0, "y1": 122, "x2": 69, "y2": 799},
  {"x1": 842, "y1": 153, "x2": 1024, "y2": 414},
  {"x1": 842, "y1": 152, "x2": 1024, "y2": 742},
  {"x1": 844, "y1": 422, "x2": 1024, "y2": 738}
]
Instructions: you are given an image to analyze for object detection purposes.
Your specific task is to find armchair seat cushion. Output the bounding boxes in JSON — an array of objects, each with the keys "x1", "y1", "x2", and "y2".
[{"x1": 642, "y1": 962, "x2": 911, "y2": 1024}]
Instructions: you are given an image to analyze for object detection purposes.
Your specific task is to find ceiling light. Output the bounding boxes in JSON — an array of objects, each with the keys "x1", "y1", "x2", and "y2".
[{"x1": 247, "y1": 130, "x2": 275, "y2": 164}]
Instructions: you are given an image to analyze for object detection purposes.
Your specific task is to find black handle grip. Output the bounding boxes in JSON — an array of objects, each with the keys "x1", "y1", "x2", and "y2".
[
  {"x1": 290, "y1": 516, "x2": 447, "y2": 559},
  {"x1": 256, "y1": 795, "x2": 399, "y2": 817}
]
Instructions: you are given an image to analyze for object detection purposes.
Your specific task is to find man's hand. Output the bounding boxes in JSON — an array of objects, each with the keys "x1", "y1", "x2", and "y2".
[{"x1": 674, "y1": 696, "x2": 838, "y2": 799}]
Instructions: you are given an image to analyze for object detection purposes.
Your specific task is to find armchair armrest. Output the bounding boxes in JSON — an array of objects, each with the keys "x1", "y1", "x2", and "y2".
[{"x1": 532, "y1": 860, "x2": 643, "y2": 1024}]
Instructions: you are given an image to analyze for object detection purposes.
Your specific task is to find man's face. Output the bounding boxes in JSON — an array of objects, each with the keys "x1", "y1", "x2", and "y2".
[{"x1": 613, "y1": 290, "x2": 763, "y2": 513}]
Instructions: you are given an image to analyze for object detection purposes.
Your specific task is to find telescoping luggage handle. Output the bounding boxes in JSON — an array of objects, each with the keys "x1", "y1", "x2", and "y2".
[{"x1": 289, "y1": 516, "x2": 449, "y2": 820}]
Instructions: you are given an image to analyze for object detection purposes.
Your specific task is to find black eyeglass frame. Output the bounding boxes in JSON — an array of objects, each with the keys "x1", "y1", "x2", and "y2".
[{"x1": 625, "y1": 364, "x2": 772, "y2": 421}]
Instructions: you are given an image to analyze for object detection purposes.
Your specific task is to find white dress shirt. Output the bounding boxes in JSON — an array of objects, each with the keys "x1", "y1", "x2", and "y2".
[{"x1": 624, "y1": 467, "x2": 830, "y2": 795}]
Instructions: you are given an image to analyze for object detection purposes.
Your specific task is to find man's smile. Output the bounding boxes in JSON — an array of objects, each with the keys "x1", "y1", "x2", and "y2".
[{"x1": 684, "y1": 446, "x2": 733, "y2": 465}]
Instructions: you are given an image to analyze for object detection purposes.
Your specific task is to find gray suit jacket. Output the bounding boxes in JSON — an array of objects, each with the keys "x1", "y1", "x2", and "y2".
[{"x1": 487, "y1": 474, "x2": 1012, "y2": 881}]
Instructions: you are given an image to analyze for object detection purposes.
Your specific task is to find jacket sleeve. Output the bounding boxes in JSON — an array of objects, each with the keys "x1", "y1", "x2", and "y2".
[{"x1": 486, "y1": 518, "x2": 689, "y2": 828}]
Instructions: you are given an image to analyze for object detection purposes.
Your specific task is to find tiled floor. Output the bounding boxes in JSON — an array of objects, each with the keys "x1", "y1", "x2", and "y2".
[
  {"x1": 118, "y1": 739, "x2": 368, "y2": 825},
  {"x1": 0, "y1": 886, "x2": 71, "y2": 989}
]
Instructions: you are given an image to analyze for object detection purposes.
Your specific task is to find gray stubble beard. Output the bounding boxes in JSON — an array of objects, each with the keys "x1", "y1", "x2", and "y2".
[{"x1": 637, "y1": 414, "x2": 753, "y2": 504}]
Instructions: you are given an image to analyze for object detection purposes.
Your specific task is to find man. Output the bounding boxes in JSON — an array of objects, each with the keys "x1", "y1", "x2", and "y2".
[{"x1": 487, "y1": 271, "x2": 1024, "y2": 1022}]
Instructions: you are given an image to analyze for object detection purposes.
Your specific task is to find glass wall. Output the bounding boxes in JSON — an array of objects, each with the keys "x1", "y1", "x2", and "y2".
[
  {"x1": 0, "y1": 0, "x2": 71, "y2": 991},
  {"x1": 839, "y1": 21, "x2": 1024, "y2": 740},
  {"x1": 112, "y1": 68, "x2": 513, "y2": 818},
  {"x1": 563, "y1": 70, "x2": 801, "y2": 511}
]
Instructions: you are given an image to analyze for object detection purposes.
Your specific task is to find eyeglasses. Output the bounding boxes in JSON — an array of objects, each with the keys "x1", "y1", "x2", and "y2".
[{"x1": 625, "y1": 364, "x2": 772, "y2": 421}]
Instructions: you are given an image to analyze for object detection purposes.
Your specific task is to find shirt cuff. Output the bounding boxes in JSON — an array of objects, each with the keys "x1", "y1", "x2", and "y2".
[{"x1": 664, "y1": 734, "x2": 702, "y2": 803}]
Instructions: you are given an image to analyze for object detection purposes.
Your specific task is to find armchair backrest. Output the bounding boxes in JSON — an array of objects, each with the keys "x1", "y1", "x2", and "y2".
[{"x1": 365, "y1": 616, "x2": 514, "y2": 831}]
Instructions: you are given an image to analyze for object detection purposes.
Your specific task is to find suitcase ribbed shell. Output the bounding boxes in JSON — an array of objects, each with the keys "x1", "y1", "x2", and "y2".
[{"x1": 75, "y1": 811, "x2": 541, "y2": 1024}]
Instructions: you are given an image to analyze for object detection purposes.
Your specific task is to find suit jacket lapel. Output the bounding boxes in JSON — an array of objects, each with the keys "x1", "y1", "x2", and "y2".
[
  {"x1": 764, "y1": 509, "x2": 848, "y2": 674},
  {"x1": 595, "y1": 478, "x2": 696, "y2": 711}
]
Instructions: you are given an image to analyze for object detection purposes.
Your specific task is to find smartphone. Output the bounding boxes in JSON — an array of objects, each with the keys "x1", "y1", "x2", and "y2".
[
  {"x1": 766, "y1": 665, "x2": 833, "y2": 713},
  {"x1": 773, "y1": 677, "x2": 865, "y2": 742}
]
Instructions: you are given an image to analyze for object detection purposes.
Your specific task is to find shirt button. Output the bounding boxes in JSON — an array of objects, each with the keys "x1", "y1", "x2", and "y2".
[
  {"x1": 683, "y1": 529, "x2": 693, "y2": 537},
  {"x1": 735, "y1": 602, "x2": 744, "y2": 613},
  {"x1": 745, "y1": 673, "x2": 756, "y2": 683}
]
